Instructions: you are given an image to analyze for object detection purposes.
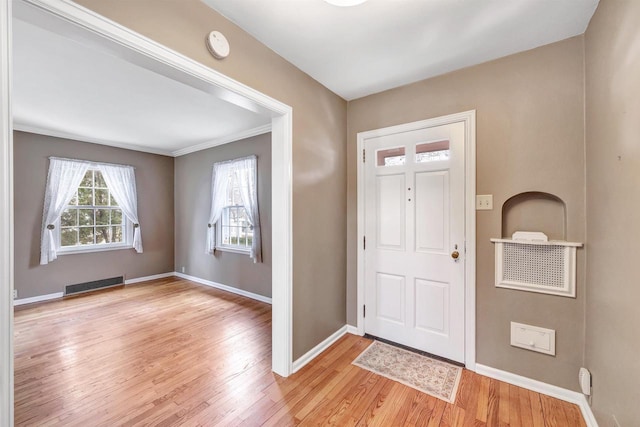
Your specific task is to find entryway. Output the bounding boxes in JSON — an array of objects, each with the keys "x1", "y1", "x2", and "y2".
[{"x1": 356, "y1": 111, "x2": 476, "y2": 366}]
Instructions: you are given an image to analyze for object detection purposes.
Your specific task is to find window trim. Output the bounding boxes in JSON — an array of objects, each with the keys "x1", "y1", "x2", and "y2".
[
  {"x1": 54, "y1": 167, "x2": 134, "y2": 254},
  {"x1": 215, "y1": 205, "x2": 252, "y2": 255},
  {"x1": 214, "y1": 166, "x2": 254, "y2": 255}
]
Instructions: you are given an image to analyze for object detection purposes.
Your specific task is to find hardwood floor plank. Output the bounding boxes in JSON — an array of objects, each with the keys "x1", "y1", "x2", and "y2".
[
  {"x1": 509, "y1": 384, "x2": 523, "y2": 427},
  {"x1": 485, "y1": 378, "x2": 501, "y2": 426},
  {"x1": 353, "y1": 378, "x2": 396, "y2": 426},
  {"x1": 562, "y1": 401, "x2": 587, "y2": 427},
  {"x1": 475, "y1": 375, "x2": 490, "y2": 423},
  {"x1": 518, "y1": 386, "x2": 534, "y2": 427},
  {"x1": 498, "y1": 380, "x2": 510, "y2": 425},
  {"x1": 290, "y1": 368, "x2": 372, "y2": 426},
  {"x1": 454, "y1": 369, "x2": 473, "y2": 410},
  {"x1": 529, "y1": 391, "x2": 546, "y2": 427},
  {"x1": 14, "y1": 278, "x2": 588, "y2": 427},
  {"x1": 460, "y1": 372, "x2": 480, "y2": 427},
  {"x1": 440, "y1": 404, "x2": 466, "y2": 427},
  {"x1": 330, "y1": 371, "x2": 388, "y2": 427},
  {"x1": 387, "y1": 389, "x2": 426, "y2": 426},
  {"x1": 540, "y1": 393, "x2": 569, "y2": 427},
  {"x1": 404, "y1": 391, "x2": 437, "y2": 427},
  {"x1": 426, "y1": 398, "x2": 446, "y2": 427}
]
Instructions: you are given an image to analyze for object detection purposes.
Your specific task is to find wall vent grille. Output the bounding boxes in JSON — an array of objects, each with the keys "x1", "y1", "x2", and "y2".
[
  {"x1": 65, "y1": 276, "x2": 124, "y2": 296},
  {"x1": 491, "y1": 237, "x2": 581, "y2": 298}
]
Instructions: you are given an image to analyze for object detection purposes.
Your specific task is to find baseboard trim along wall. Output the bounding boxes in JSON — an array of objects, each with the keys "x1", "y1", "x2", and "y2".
[
  {"x1": 13, "y1": 273, "x2": 176, "y2": 306},
  {"x1": 174, "y1": 272, "x2": 272, "y2": 304},
  {"x1": 13, "y1": 292, "x2": 64, "y2": 306},
  {"x1": 346, "y1": 325, "x2": 360, "y2": 335},
  {"x1": 14, "y1": 272, "x2": 271, "y2": 306},
  {"x1": 124, "y1": 272, "x2": 175, "y2": 285},
  {"x1": 475, "y1": 364, "x2": 598, "y2": 427},
  {"x1": 292, "y1": 325, "x2": 349, "y2": 374}
]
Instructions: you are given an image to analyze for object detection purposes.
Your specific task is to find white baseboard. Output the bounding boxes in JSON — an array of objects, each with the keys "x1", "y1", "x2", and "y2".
[
  {"x1": 292, "y1": 325, "x2": 348, "y2": 374},
  {"x1": 14, "y1": 272, "x2": 174, "y2": 306},
  {"x1": 174, "y1": 272, "x2": 272, "y2": 304},
  {"x1": 14, "y1": 292, "x2": 63, "y2": 306},
  {"x1": 125, "y1": 272, "x2": 175, "y2": 285},
  {"x1": 13, "y1": 271, "x2": 272, "y2": 307},
  {"x1": 475, "y1": 364, "x2": 598, "y2": 427},
  {"x1": 346, "y1": 325, "x2": 361, "y2": 335}
]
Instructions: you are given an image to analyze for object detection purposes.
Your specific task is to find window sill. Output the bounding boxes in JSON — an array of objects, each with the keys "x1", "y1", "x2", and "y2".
[
  {"x1": 216, "y1": 246, "x2": 251, "y2": 256},
  {"x1": 57, "y1": 244, "x2": 133, "y2": 256}
]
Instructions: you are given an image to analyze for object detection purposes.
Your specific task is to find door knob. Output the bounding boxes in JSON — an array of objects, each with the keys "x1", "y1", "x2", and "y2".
[{"x1": 451, "y1": 250, "x2": 460, "y2": 260}]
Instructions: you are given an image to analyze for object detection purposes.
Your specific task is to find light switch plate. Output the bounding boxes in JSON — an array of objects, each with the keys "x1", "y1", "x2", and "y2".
[
  {"x1": 510, "y1": 322, "x2": 556, "y2": 355},
  {"x1": 476, "y1": 194, "x2": 493, "y2": 210}
]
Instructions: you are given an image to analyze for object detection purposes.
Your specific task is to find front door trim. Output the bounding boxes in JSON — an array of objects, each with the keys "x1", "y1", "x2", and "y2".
[{"x1": 356, "y1": 110, "x2": 476, "y2": 370}]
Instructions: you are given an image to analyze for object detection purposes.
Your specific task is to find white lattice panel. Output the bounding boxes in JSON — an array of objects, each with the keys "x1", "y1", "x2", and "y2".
[{"x1": 491, "y1": 237, "x2": 582, "y2": 298}]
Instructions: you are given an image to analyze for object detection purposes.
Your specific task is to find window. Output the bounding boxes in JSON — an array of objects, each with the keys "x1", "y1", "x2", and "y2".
[
  {"x1": 41, "y1": 157, "x2": 142, "y2": 265},
  {"x1": 416, "y1": 140, "x2": 450, "y2": 163},
  {"x1": 377, "y1": 146, "x2": 406, "y2": 166},
  {"x1": 376, "y1": 141, "x2": 451, "y2": 167},
  {"x1": 57, "y1": 169, "x2": 130, "y2": 253},
  {"x1": 207, "y1": 155, "x2": 261, "y2": 262},
  {"x1": 217, "y1": 170, "x2": 253, "y2": 253}
]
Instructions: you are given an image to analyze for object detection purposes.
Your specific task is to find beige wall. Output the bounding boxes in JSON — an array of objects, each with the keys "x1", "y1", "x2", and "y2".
[
  {"x1": 585, "y1": 0, "x2": 640, "y2": 424},
  {"x1": 13, "y1": 131, "x2": 175, "y2": 299},
  {"x1": 347, "y1": 37, "x2": 586, "y2": 391},
  {"x1": 174, "y1": 133, "x2": 271, "y2": 298},
  {"x1": 75, "y1": 0, "x2": 348, "y2": 359}
]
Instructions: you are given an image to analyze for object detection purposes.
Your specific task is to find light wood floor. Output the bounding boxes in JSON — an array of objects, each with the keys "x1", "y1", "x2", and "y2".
[{"x1": 14, "y1": 278, "x2": 586, "y2": 426}]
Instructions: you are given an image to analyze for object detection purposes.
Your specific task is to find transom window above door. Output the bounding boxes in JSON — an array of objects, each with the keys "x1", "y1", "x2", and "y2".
[
  {"x1": 376, "y1": 140, "x2": 450, "y2": 167},
  {"x1": 416, "y1": 140, "x2": 450, "y2": 162}
]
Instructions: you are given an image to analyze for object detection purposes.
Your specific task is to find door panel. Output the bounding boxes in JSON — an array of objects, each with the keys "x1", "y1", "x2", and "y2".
[
  {"x1": 364, "y1": 121, "x2": 465, "y2": 363},
  {"x1": 376, "y1": 174, "x2": 405, "y2": 250},
  {"x1": 376, "y1": 273, "x2": 405, "y2": 324},
  {"x1": 415, "y1": 279, "x2": 449, "y2": 334},
  {"x1": 415, "y1": 171, "x2": 448, "y2": 253}
]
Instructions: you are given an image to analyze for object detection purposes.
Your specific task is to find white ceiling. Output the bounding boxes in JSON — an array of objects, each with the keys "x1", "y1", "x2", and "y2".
[
  {"x1": 12, "y1": 17, "x2": 271, "y2": 156},
  {"x1": 203, "y1": 0, "x2": 599, "y2": 100}
]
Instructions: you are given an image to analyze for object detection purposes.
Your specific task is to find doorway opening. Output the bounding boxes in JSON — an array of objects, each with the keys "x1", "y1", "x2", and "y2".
[{"x1": 0, "y1": 0, "x2": 294, "y2": 423}]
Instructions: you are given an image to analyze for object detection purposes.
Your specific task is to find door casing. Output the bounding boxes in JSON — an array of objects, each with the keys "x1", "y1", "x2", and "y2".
[
  {"x1": 356, "y1": 110, "x2": 476, "y2": 369},
  {"x1": 1, "y1": 1, "x2": 295, "y2": 424}
]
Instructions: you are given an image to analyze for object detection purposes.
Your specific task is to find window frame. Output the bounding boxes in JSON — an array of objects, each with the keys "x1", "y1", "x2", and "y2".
[
  {"x1": 215, "y1": 168, "x2": 253, "y2": 255},
  {"x1": 55, "y1": 167, "x2": 133, "y2": 255}
]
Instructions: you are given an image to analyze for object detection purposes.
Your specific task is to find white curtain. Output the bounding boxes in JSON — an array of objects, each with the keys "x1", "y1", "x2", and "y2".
[
  {"x1": 206, "y1": 156, "x2": 262, "y2": 263},
  {"x1": 206, "y1": 161, "x2": 233, "y2": 254},
  {"x1": 99, "y1": 164, "x2": 143, "y2": 253},
  {"x1": 235, "y1": 156, "x2": 261, "y2": 263},
  {"x1": 40, "y1": 158, "x2": 90, "y2": 265}
]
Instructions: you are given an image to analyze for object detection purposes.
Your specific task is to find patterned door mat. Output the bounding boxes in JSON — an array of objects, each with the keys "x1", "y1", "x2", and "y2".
[{"x1": 352, "y1": 340, "x2": 462, "y2": 403}]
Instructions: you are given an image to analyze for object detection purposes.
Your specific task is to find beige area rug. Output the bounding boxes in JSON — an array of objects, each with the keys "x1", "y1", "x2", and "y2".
[{"x1": 352, "y1": 341, "x2": 462, "y2": 403}]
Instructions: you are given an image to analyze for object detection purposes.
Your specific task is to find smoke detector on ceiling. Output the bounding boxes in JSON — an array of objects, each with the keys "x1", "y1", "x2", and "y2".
[{"x1": 206, "y1": 30, "x2": 230, "y2": 59}]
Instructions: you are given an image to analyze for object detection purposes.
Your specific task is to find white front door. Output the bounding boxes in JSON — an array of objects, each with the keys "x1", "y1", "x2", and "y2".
[{"x1": 363, "y1": 121, "x2": 466, "y2": 363}]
